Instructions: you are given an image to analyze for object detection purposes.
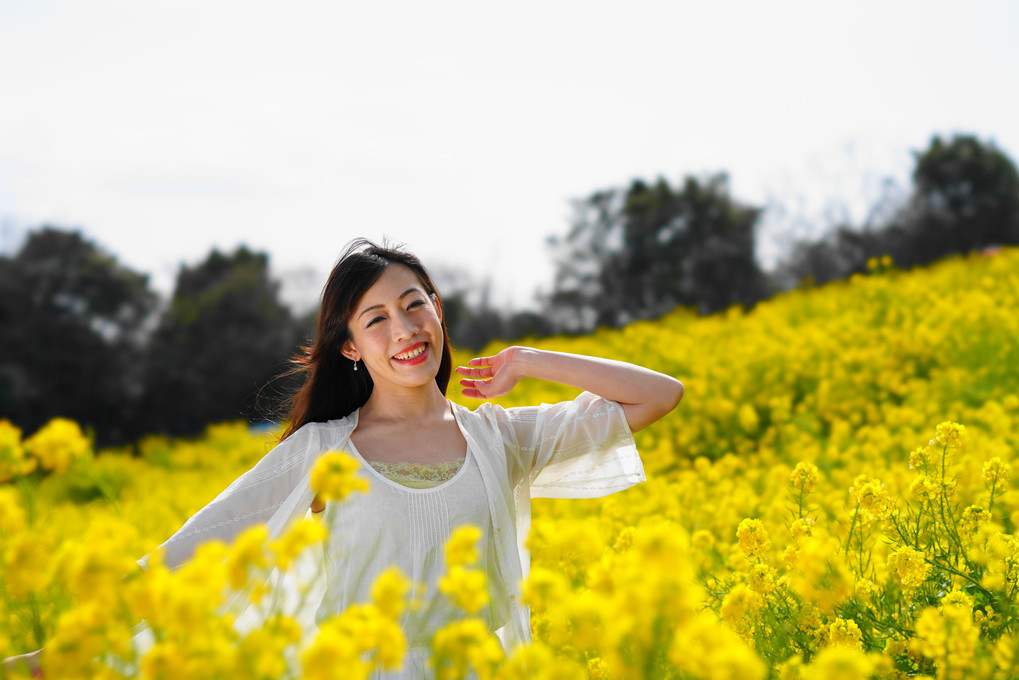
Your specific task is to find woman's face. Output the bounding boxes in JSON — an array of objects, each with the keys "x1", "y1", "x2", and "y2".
[{"x1": 343, "y1": 264, "x2": 444, "y2": 391}]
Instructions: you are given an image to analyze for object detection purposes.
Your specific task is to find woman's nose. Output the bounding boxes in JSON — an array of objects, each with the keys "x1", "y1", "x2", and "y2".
[{"x1": 391, "y1": 311, "x2": 419, "y2": 339}]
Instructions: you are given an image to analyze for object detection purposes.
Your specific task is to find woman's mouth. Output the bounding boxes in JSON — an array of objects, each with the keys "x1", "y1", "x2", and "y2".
[{"x1": 393, "y1": 342, "x2": 429, "y2": 365}]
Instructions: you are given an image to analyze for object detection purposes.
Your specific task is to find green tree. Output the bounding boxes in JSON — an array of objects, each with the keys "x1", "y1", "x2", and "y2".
[
  {"x1": 139, "y1": 246, "x2": 302, "y2": 435},
  {"x1": 773, "y1": 134, "x2": 1019, "y2": 288},
  {"x1": 895, "y1": 134, "x2": 1019, "y2": 266},
  {"x1": 0, "y1": 227, "x2": 158, "y2": 445},
  {"x1": 547, "y1": 173, "x2": 769, "y2": 330}
]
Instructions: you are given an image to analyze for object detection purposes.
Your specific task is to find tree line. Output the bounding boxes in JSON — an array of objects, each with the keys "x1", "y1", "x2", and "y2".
[
  {"x1": 0, "y1": 235, "x2": 307, "y2": 445},
  {"x1": 2, "y1": 133, "x2": 1016, "y2": 446},
  {"x1": 541, "y1": 133, "x2": 1019, "y2": 332}
]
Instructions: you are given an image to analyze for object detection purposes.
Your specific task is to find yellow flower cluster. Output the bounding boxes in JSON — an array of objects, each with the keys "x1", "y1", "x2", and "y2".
[
  {"x1": 736, "y1": 518, "x2": 771, "y2": 560},
  {"x1": 309, "y1": 450, "x2": 370, "y2": 503},
  {"x1": 0, "y1": 421, "x2": 35, "y2": 482},
  {"x1": 3, "y1": 246, "x2": 1019, "y2": 678},
  {"x1": 1, "y1": 417, "x2": 93, "y2": 483},
  {"x1": 790, "y1": 460, "x2": 819, "y2": 494},
  {"x1": 438, "y1": 526, "x2": 490, "y2": 615},
  {"x1": 23, "y1": 417, "x2": 91, "y2": 475}
]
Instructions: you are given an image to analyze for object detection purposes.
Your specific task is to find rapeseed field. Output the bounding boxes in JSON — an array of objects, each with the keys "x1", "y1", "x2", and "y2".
[{"x1": 2, "y1": 248, "x2": 1018, "y2": 679}]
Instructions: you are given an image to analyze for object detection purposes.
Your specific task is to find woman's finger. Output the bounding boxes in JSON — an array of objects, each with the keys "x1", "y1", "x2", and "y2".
[
  {"x1": 460, "y1": 385, "x2": 486, "y2": 399},
  {"x1": 460, "y1": 378, "x2": 498, "y2": 400},
  {"x1": 455, "y1": 366, "x2": 493, "y2": 379}
]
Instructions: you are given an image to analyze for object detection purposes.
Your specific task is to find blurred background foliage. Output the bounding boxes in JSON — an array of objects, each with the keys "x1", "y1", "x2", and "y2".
[{"x1": 1, "y1": 132, "x2": 1017, "y2": 445}]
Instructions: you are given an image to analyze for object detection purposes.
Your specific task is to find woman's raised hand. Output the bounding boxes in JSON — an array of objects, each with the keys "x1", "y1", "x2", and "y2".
[{"x1": 456, "y1": 346, "x2": 525, "y2": 399}]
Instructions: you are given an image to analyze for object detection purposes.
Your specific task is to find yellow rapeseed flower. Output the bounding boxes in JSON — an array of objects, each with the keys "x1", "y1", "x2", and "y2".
[
  {"x1": 309, "y1": 450, "x2": 369, "y2": 503},
  {"x1": 301, "y1": 625, "x2": 367, "y2": 680},
  {"x1": 371, "y1": 566, "x2": 411, "y2": 619},
  {"x1": 790, "y1": 461, "x2": 820, "y2": 494},
  {"x1": 983, "y1": 456, "x2": 1011, "y2": 489},
  {"x1": 43, "y1": 601, "x2": 132, "y2": 678},
  {"x1": 668, "y1": 611, "x2": 767, "y2": 680},
  {"x1": 311, "y1": 603, "x2": 406, "y2": 676},
  {"x1": 801, "y1": 645, "x2": 874, "y2": 680},
  {"x1": 549, "y1": 591, "x2": 606, "y2": 651},
  {"x1": 239, "y1": 615, "x2": 302, "y2": 679},
  {"x1": 691, "y1": 528, "x2": 715, "y2": 550},
  {"x1": 23, "y1": 417, "x2": 90, "y2": 474},
  {"x1": 439, "y1": 565, "x2": 490, "y2": 615},
  {"x1": 445, "y1": 524, "x2": 482, "y2": 569},
  {"x1": 736, "y1": 518, "x2": 771, "y2": 561},
  {"x1": 790, "y1": 517, "x2": 816, "y2": 541},
  {"x1": 56, "y1": 519, "x2": 141, "y2": 607},
  {"x1": 3, "y1": 532, "x2": 54, "y2": 598},
  {"x1": 522, "y1": 566, "x2": 570, "y2": 610},
  {"x1": 849, "y1": 474, "x2": 890, "y2": 518},
  {"x1": 612, "y1": 525, "x2": 635, "y2": 552},
  {"x1": 737, "y1": 403, "x2": 760, "y2": 435},
  {"x1": 227, "y1": 524, "x2": 269, "y2": 589},
  {"x1": 940, "y1": 589, "x2": 974, "y2": 613},
  {"x1": 786, "y1": 534, "x2": 853, "y2": 614},
  {"x1": 586, "y1": 657, "x2": 610, "y2": 680},
  {"x1": 432, "y1": 618, "x2": 504, "y2": 680},
  {"x1": 933, "y1": 421, "x2": 966, "y2": 453},
  {"x1": 823, "y1": 618, "x2": 863, "y2": 649},
  {"x1": 911, "y1": 605, "x2": 979, "y2": 679},
  {"x1": 720, "y1": 582, "x2": 761, "y2": 625},
  {"x1": 853, "y1": 578, "x2": 880, "y2": 608},
  {"x1": 495, "y1": 642, "x2": 554, "y2": 680},
  {"x1": 975, "y1": 606, "x2": 999, "y2": 634},
  {"x1": 140, "y1": 641, "x2": 188, "y2": 680},
  {"x1": 909, "y1": 474, "x2": 937, "y2": 503},
  {"x1": 747, "y1": 563, "x2": 776, "y2": 595},
  {"x1": 909, "y1": 444, "x2": 935, "y2": 473},
  {"x1": 887, "y1": 546, "x2": 930, "y2": 596},
  {"x1": 961, "y1": 505, "x2": 991, "y2": 539},
  {"x1": 992, "y1": 633, "x2": 1019, "y2": 677},
  {"x1": 269, "y1": 516, "x2": 327, "y2": 570},
  {"x1": 0, "y1": 420, "x2": 36, "y2": 482},
  {"x1": 883, "y1": 638, "x2": 908, "y2": 658},
  {"x1": 0, "y1": 486, "x2": 26, "y2": 533}
]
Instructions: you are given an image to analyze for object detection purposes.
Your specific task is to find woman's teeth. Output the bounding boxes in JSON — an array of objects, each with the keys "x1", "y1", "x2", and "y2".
[{"x1": 394, "y1": 344, "x2": 426, "y2": 361}]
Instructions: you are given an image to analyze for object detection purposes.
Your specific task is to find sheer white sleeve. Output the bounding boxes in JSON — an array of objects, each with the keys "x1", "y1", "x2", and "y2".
[
  {"x1": 491, "y1": 391, "x2": 645, "y2": 499},
  {"x1": 137, "y1": 422, "x2": 327, "y2": 571}
]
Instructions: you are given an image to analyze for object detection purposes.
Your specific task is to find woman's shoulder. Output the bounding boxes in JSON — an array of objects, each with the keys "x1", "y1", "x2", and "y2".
[
  {"x1": 281, "y1": 412, "x2": 358, "y2": 446},
  {"x1": 450, "y1": 398, "x2": 501, "y2": 419}
]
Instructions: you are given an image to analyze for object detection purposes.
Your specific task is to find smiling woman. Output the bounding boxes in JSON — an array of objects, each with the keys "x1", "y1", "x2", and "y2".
[{"x1": 2, "y1": 238, "x2": 683, "y2": 679}]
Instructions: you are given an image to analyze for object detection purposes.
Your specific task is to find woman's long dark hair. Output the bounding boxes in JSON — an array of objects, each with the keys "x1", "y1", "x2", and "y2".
[{"x1": 279, "y1": 239, "x2": 454, "y2": 440}]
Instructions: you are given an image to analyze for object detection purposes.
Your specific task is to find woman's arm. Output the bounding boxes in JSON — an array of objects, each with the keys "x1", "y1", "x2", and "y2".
[
  {"x1": 1, "y1": 649, "x2": 42, "y2": 676},
  {"x1": 456, "y1": 346, "x2": 683, "y2": 433}
]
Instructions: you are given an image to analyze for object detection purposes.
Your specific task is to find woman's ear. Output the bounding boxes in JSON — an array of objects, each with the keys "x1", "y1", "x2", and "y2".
[
  {"x1": 340, "y1": 339, "x2": 359, "y2": 364},
  {"x1": 431, "y1": 293, "x2": 443, "y2": 323}
]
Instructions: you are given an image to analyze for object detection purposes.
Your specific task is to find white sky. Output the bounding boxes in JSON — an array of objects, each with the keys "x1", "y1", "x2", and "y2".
[{"x1": 1, "y1": 0, "x2": 1017, "y2": 312}]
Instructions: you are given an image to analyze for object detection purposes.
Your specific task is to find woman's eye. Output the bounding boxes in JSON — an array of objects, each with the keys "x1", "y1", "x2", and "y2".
[
  {"x1": 408, "y1": 300, "x2": 425, "y2": 309},
  {"x1": 366, "y1": 316, "x2": 385, "y2": 327}
]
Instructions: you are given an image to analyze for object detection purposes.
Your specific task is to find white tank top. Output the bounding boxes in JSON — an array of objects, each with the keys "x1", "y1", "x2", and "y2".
[{"x1": 316, "y1": 439, "x2": 510, "y2": 651}]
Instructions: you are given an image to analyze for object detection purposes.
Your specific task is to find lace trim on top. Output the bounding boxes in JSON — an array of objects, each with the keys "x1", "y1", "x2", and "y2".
[{"x1": 368, "y1": 456, "x2": 466, "y2": 489}]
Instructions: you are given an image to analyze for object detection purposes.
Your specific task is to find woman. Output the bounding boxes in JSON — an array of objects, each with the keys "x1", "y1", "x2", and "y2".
[{"x1": 3, "y1": 238, "x2": 683, "y2": 678}]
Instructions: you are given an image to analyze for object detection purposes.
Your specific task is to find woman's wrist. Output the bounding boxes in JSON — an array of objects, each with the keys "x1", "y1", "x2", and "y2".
[{"x1": 506, "y1": 346, "x2": 542, "y2": 381}]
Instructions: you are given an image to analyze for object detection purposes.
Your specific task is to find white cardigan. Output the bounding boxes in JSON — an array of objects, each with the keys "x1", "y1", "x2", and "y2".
[{"x1": 141, "y1": 391, "x2": 645, "y2": 651}]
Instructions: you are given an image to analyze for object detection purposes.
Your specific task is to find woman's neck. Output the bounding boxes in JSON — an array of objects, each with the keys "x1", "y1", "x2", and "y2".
[{"x1": 358, "y1": 383, "x2": 450, "y2": 424}]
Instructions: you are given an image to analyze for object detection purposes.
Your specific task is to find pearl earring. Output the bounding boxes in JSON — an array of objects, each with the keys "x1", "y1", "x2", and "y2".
[{"x1": 353, "y1": 358, "x2": 359, "y2": 372}]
